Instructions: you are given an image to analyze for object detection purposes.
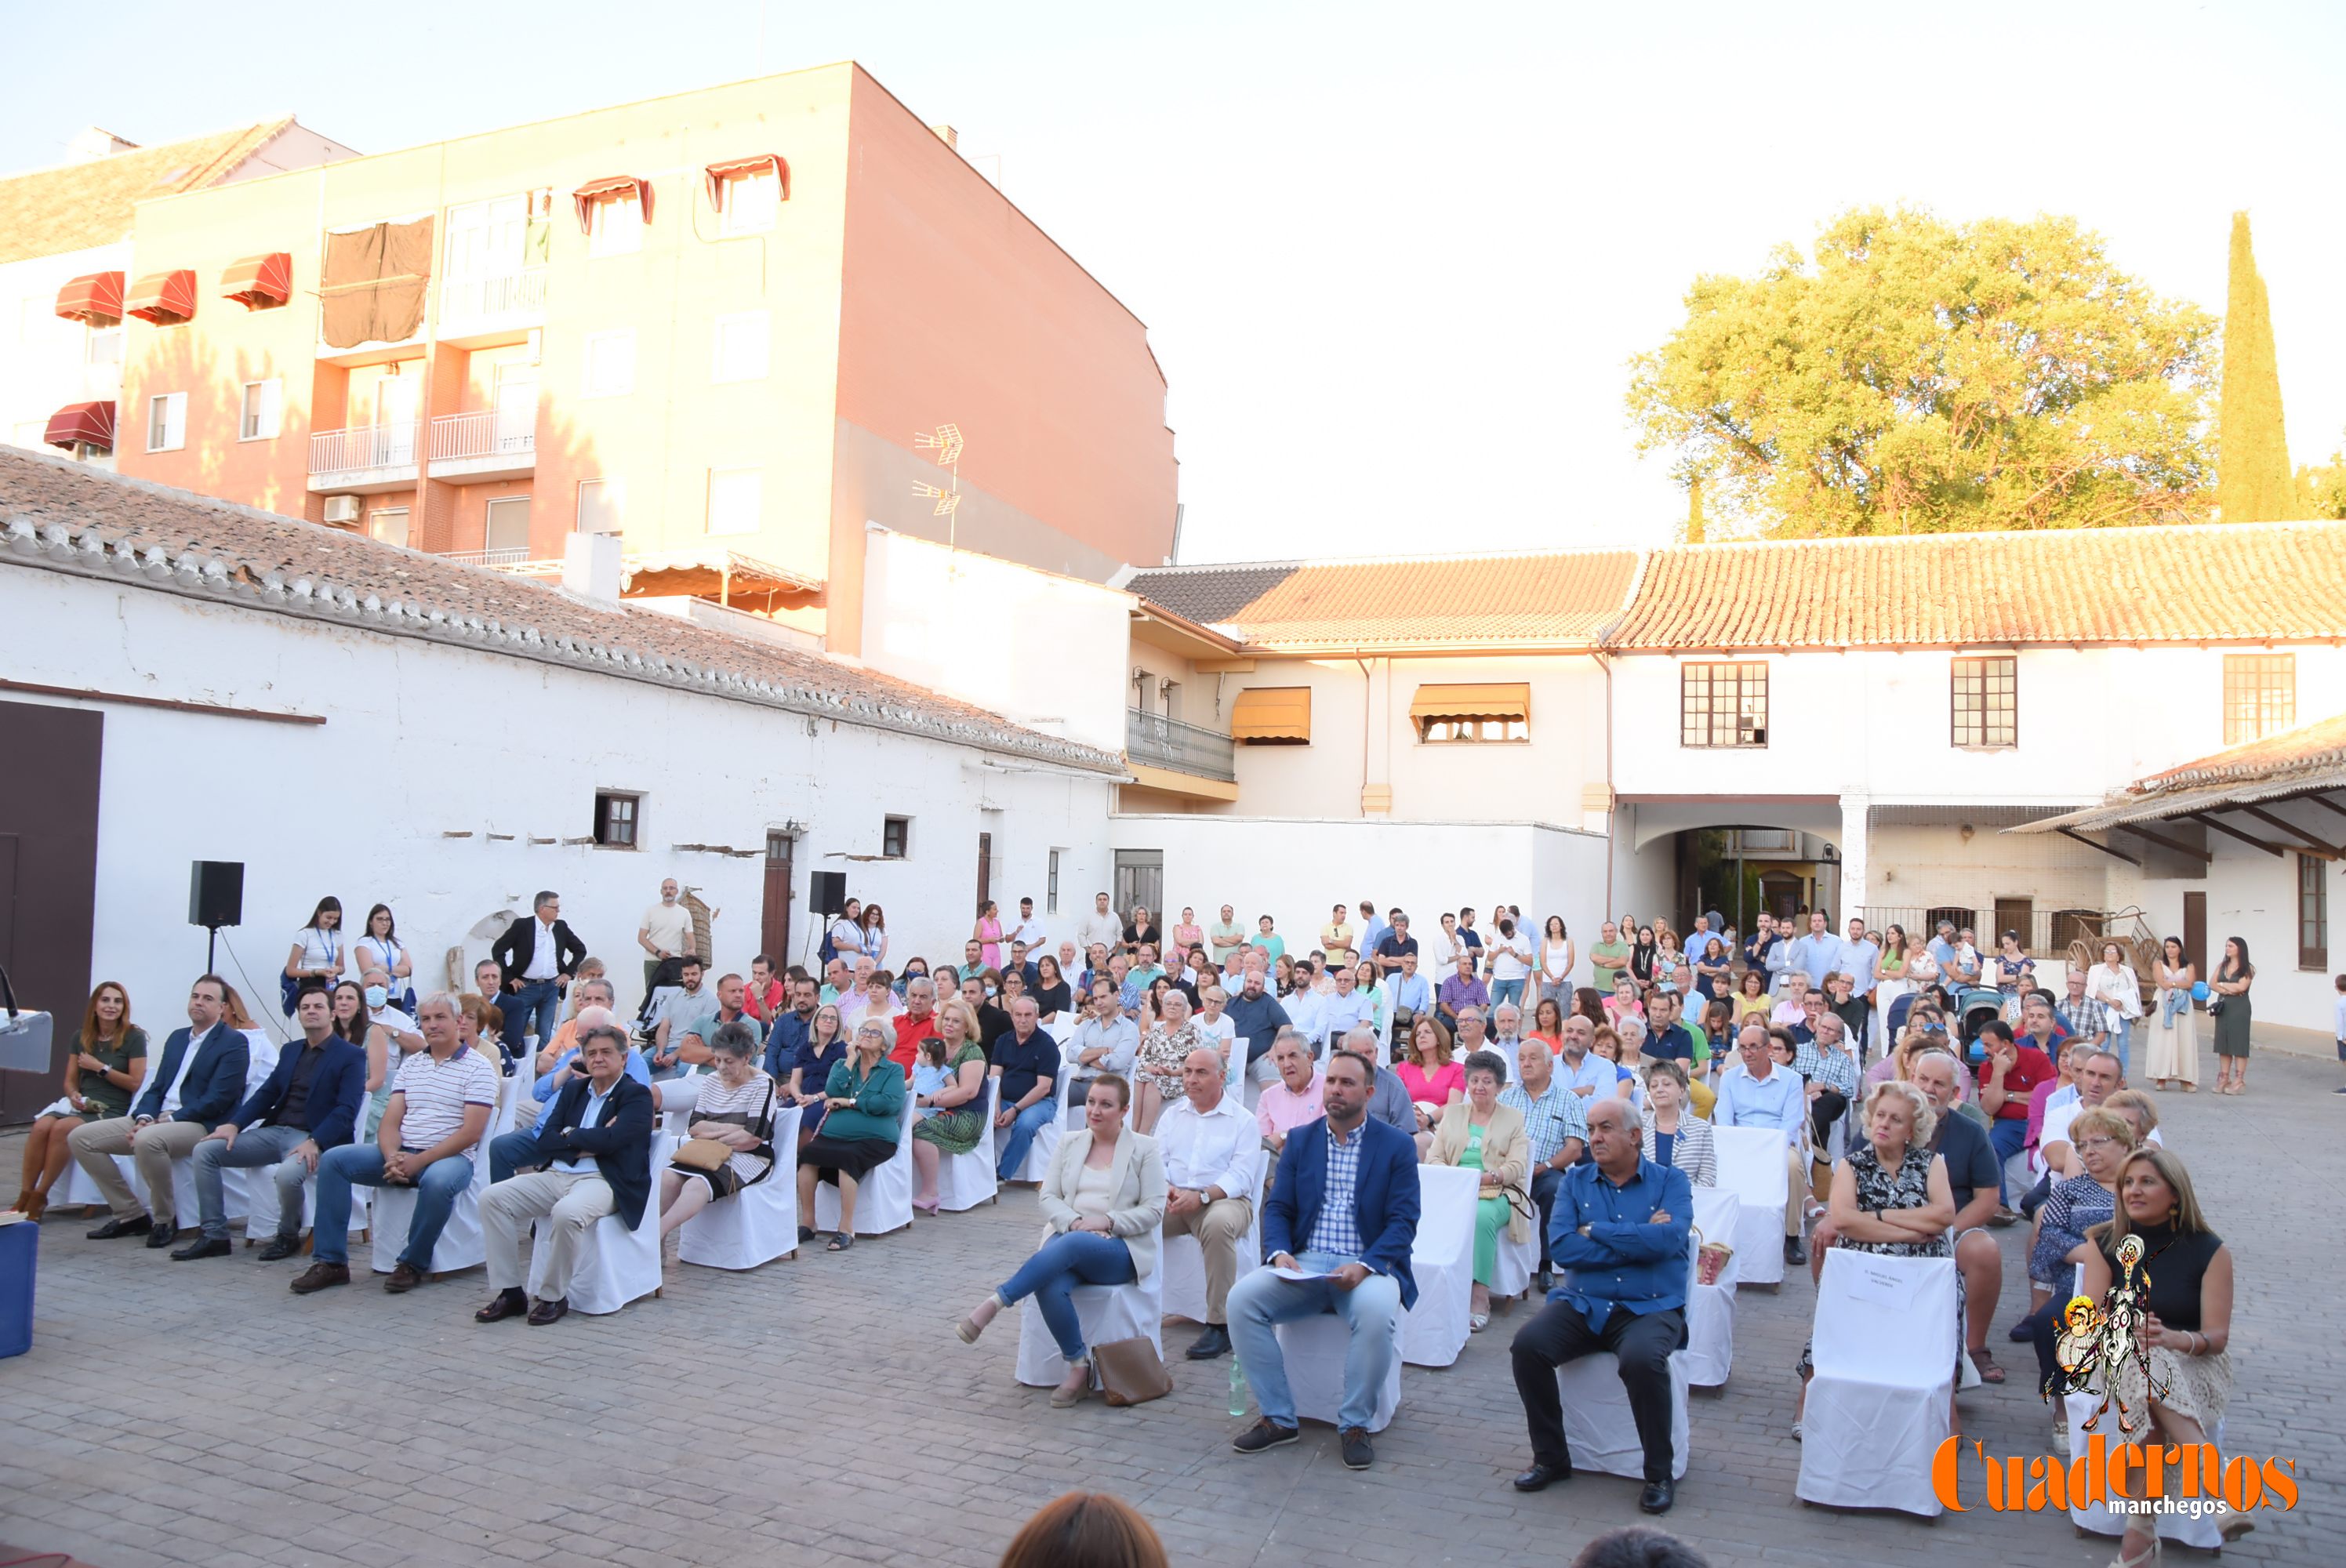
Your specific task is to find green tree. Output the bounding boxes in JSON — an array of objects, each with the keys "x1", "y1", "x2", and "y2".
[
  {"x1": 2297, "y1": 439, "x2": 2346, "y2": 520},
  {"x1": 1628, "y1": 207, "x2": 2217, "y2": 537},
  {"x1": 1683, "y1": 476, "x2": 1706, "y2": 543},
  {"x1": 2216, "y1": 211, "x2": 2295, "y2": 521}
]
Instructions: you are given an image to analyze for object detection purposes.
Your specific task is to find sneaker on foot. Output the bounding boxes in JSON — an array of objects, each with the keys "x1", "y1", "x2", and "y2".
[
  {"x1": 1338, "y1": 1426, "x2": 1375, "y2": 1470},
  {"x1": 1231, "y1": 1417, "x2": 1300, "y2": 1454}
]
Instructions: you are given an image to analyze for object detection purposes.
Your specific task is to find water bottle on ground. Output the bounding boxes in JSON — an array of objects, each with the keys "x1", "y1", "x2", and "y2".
[{"x1": 1229, "y1": 1356, "x2": 1249, "y2": 1418}]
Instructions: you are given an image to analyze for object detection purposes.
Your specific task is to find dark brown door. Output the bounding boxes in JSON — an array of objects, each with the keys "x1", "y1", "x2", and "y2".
[
  {"x1": 1992, "y1": 898, "x2": 2035, "y2": 953},
  {"x1": 2183, "y1": 891, "x2": 2207, "y2": 1007},
  {"x1": 0, "y1": 702, "x2": 104, "y2": 1124},
  {"x1": 760, "y1": 832, "x2": 794, "y2": 970},
  {"x1": 975, "y1": 832, "x2": 993, "y2": 913}
]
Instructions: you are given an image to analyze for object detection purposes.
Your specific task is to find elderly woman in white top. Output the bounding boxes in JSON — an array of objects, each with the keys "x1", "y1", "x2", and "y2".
[
  {"x1": 2086, "y1": 942, "x2": 2144, "y2": 1080},
  {"x1": 956, "y1": 1073, "x2": 1167, "y2": 1406}
]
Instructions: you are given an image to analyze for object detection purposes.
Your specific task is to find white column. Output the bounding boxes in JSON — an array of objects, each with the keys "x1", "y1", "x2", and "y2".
[{"x1": 1836, "y1": 793, "x2": 1871, "y2": 926}]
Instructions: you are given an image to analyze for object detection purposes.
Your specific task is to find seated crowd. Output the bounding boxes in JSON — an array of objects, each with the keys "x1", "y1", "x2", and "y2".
[{"x1": 27, "y1": 886, "x2": 2238, "y2": 1538}]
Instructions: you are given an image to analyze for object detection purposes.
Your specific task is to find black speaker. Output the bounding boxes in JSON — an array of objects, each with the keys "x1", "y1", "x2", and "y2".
[
  {"x1": 811, "y1": 870, "x2": 848, "y2": 917},
  {"x1": 189, "y1": 860, "x2": 245, "y2": 928}
]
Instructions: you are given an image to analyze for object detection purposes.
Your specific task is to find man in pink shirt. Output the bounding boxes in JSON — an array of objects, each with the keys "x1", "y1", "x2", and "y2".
[{"x1": 1255, "y1": 1029, "x2": 1325, "y2": 1158}]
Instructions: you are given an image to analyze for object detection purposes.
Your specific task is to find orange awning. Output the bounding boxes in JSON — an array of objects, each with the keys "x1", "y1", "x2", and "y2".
[
  {"x1": 572, "y1": 176, "x2": 652, "y2": 232},
  {"x1": 55, "y1": 270, "x2": 125, "y2": 325},
  {"x1": 44, "y1": 401, "x2": 116, "y2": 451},
  {"x1": 1231, "y1": 686, "x2": 1312, "y2": 742},
  {"x1": 125, "y1": 268, "x2": 197, "y2": 325},
  {"x1": 221, "y1": 251, "x2": 292, "y2": 309},
  {"x1": 703, "y1": 154, "x2": 786, "y2": 209},
  {"x1": 1408, "y1": 682, "x2": 1531, "y2": 721}
]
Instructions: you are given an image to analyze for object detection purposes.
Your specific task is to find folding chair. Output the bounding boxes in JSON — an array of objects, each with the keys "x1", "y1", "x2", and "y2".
[
  {"x1": 1712, "y1": 1124, "x2": 1791, "y2": 1287},
  {"x1": 677, "y1": 1105, "x2": 802, "y2": 1269},
  {"x1": 1161, "y1": 1151, "x2": 1265, "y2": 1325},
  {"x1": 527, "y1": 1134, "x2": 669, "y2": 1314},
  {"x1": 813, "y1": 1095, "x2": 916, "y2": 1237},
  {"x1": 1557, "y1": 1348, "x2": 1692, "y2": 1481},
  {"x1": 1271, "y1": 1283, "x2": 1404, "y2": 1432},
  {"x1": 1008, "y1": 1052, "x2": 1081, "y2": 1185},
  {"x1": 1014, "y1": 1251, "x2": 1166, "y2": 1388},
  {"x1": 1795, "y1": 1251, "x2": 1960, "y2": 1515},
  {"x1": 1400, "y1": 1163, "x2": 1477, "y2": 1367},
  {"x1": 1682, "y1": 1185, "x2": 1740, "y2": 1387},
  {"x1": 935, "y1": 1080, "x2": 1000, "y2": 1211}
]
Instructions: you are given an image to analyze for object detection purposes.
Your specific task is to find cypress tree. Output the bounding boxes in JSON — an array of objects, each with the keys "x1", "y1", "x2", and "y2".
[
  {"x1": 1683, "y1": 477, "x2": 1705, "y2": 543},
  {"x1": 2217, "y1": 212, "x2": 2294, "y2": 521}
]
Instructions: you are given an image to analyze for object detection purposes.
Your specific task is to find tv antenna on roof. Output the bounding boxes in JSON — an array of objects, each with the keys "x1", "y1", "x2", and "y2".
[{"x1": 913, "y1": 423, "x2": 965, "y2": 550}]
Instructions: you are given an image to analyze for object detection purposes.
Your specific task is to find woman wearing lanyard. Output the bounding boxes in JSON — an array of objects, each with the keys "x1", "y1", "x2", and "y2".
[
  {"x1": 354, "y1": 903, "x2": 415, "y2": 1014},
  {"x1": 283, "y1": 896, "x2": 347, "y2": 1016}
]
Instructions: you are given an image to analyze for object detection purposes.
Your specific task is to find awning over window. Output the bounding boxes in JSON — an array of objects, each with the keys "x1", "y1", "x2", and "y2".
[
  {"x1": 572, "y1": 176, "x2": 652, "y2": 232},
  {"x1": 221, "y1": 251, "x2": 292, "y2": 309},
  {"x1": 1408, "y1": 682, "x2": 1531, "y2": 721},
  {"x1": 318, "y1": 217, "x2": 434, "y2": 348},
  {"x1": 1231, "y1": 686, "x2": 1313, "y2": 742},
  {"x1": 703, "y1": 154, "x2": 786, "y2": 209},
  {"x1": 55, "y1": 270, "x2": 125, "y2": 325},
  {"x1": 44, "y1": 400, "x2": 116, "y2": 451},
  {"x1": 125, "y1": 269, "x2": 197, "y2": 325}
]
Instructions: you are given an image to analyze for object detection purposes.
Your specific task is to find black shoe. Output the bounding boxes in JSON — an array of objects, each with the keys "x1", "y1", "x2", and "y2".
[
  {"x1": 1513, "y1": 1462, "x2": 1567, "y2": 1493},
  {"x1": 1231, "y1": 1417, "x2": 1300, "y2": 1454},
  {"x1": 1783, "y1": 1236, "x2": 1806, "y2": 1266},
  {"x1": 1533, "y1": 1269, "x2": 1553, "y2": 1296},
  {"x1": 1338, "y1": 1427, "x2": 1375, "y2": 1470},
  {"x1": 1639, "y1": 1479, "x2": 1676, "y2": 1515},
  {"x1": 475, "y1": 1288, "x2": 529, "y2": 1323},
  {"x1": 256, "y1": 1235, "x2": 303, "y2": 1262},
  {"x1": 170, "y1": 1236, "x2": 231, "y2": 1261},
  {"x1": 1186, "y1": 1325, "x2": 1233, "y2": 1360},
  {"x1": 526, "y1": 1297, "x2": 569, "y2": 1327},
  {"x1": 144, "y1": 1225, "x2": 175, "y2": 1249},
  {"x1": 86, "y1": 1214, "x2": 152, "y2": 1240}
]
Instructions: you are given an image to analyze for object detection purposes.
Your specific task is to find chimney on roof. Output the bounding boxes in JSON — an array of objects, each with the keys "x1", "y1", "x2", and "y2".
[
  {"x1": 66, "y1": 127, "x2": 140, "y2": 161},
  {"x1": 562, "y1": 531, "x2": 623, "y2": 606},
  {"x1": 930, "y1": 124, "x2": 958, "y2": 151}
]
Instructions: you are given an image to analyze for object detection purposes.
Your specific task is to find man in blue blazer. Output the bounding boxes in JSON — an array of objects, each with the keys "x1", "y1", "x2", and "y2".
[
  {"x1": 1226, "y1": 1047, "x2": 1420, "y2": 1472},
  {"x1": 176, "y1": 987, "x2": 368, "y2": 1261},
  {"x1": 70, "y1": 975, "x2": 251, "y2": 1247},
  {"x1": 477, "y1": 1023, "x2": 655, "y2": 1327}
]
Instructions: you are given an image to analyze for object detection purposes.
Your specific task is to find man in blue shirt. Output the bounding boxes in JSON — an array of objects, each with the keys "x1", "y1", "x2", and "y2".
[
  {"x1": 1437, "y1": 950, "x2": 1488, "y2": 1031},
  {"x1": 761, "y1": 975, "x2": 819, "y2": 1080},
  {"x1": 1356, "y1": 902, "x2": 1389, "y2": 976},
  {"x1": 1223, "y1": 965, "x2": 1291, "y2": 1087},
  {"x1": 1712, "y1": 1024, "x2": 1810, "y2": 1265},
  {"x1": 1782, "y1": 910, "x2": 1845, "y2": 993},
  {"x1": 1227, "y1": 1049, "x2": 1420, "y2": 1472},
  {"x1": 1509, "y1": 1097, "x2": 1692, "y2": 1514}
]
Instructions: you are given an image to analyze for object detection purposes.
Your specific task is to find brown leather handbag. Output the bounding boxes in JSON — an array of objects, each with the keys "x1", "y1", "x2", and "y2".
[{"x1": 1091, "y1": 1336, "x2": 1173, "y2": 1406}]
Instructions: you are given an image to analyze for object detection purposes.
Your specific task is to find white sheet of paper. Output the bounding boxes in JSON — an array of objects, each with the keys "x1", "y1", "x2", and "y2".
[
  {"x1": 1270, "y1": 1265, "x2": 1331, "y2": 1282},
  {"x1": 1846, "y1": 1261, "x2": 1915, "y2": 1311}
]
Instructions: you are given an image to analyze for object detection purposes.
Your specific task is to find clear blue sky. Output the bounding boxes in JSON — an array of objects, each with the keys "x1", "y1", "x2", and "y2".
[{"x1": 8, "y1": 1, "x2": 2341, "y2": 564}]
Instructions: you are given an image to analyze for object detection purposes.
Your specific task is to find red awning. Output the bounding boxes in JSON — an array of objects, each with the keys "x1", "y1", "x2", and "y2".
[
  {"x1": 44, "y1": 401, "x2": 117, "y2": 451},
  {"x1": 572, "y1": 176, "x2": 652, "y2": 233},
  {"x1": 220, "y1": 251, "x2": 292, "y2": 309},
  {"x1": 55, "y1": 271, "x2": 125, "y2": 325},
  {"x1": 125, "y1": 268, "x2": 198, "y2": 325},
  {"x1": 702, "y1": 154, "x2": 787, "y2": 209}
]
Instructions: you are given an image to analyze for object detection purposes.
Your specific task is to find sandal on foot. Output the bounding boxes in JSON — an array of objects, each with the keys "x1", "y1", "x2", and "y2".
[
  {"x1": 1972, "y1": 1348, "x2": 2006, "y2": 1384},
  {"x1": 826, "y1": 1232, "x2": 855, "y2": 1251}
]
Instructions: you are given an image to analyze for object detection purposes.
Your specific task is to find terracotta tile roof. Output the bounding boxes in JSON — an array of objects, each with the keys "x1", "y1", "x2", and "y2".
[
  {"x1": 0, "y1": 448, "x2": 1120, "y2": 773},
  {"x1": 0, "y1": 122, "x2": 292, "y2": 264},
  {"x1": 1126, "y1": 550, "x2": 1642, "y2": 652},
  {"x1": 2010, "y1": 710, "x2": 2346, "y2": 836},
  {"x1": 1604, "y1": 521, "x2": 2346, "y2": 651},
  {"x1": 2134, "y1": 710, "x2": 2346, "y2": 793}
]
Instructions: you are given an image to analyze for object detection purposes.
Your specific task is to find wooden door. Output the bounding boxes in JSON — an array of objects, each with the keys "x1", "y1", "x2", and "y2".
[
  {"x1": 761, "y1": 832, "x2": 794, "y2": 970},
  {"x1": 2183, "y1": 891, "x2": 2207, "y2": 1007},
  {"x1": 975, "y1": 833, "x2": 993, "y2": 913},
  {"x1": 0, "y1": 702, "x2": 103, "y2": 1123}
]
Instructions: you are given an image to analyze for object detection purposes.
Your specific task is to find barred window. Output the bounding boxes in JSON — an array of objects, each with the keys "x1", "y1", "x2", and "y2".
[
  {"x1": 1681, "y1": 662, "x2": 1768, "y2": 748},
  {"x1": 2222, "y1": 654, "x2": 2294, "y2": 744},
  {"x1": 1951, "y1": 656, "x2": 2017, "y2": 748}
]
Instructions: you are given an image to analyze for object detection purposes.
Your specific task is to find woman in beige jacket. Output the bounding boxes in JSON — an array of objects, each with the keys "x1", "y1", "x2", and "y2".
[
  {"x1": 955, "y1": 1073, "x2": 1167, "y2": 1405},
  {"x1": 1427, "y1": 1048, "x2": 1529, "y2": 1330}
]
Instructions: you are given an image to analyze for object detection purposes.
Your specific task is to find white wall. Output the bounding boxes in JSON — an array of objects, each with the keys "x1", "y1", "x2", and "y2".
[
  {"x1": 3, "y1": 568, "x2": 1117, "y2": 1031},
  {"x1": 862, "y1": 524, "x2": 1131, "y2": 754},
  {"x1": 1, "y1": 241, "x2": 127, "y2": 454}
]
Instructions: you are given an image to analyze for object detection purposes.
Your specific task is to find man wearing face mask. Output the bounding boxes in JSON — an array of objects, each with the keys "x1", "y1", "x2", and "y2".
[{"x1": 361, "y1": 967, "x2": 423, "y2": 1058}]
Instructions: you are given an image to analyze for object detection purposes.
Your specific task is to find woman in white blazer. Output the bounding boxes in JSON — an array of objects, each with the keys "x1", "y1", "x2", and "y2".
[{"x1": 954, "y1": 1073, "x2": 1167, "y2": 1406}]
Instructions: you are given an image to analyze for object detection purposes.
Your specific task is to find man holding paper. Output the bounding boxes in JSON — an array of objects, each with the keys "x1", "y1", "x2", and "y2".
[
  {"x1": 1226, "y1": 1048, "x2": 1421, "y2": 1472},
  {"x1": 1508, "y1": 1097, "x2": 1693, "y2": 1516}
]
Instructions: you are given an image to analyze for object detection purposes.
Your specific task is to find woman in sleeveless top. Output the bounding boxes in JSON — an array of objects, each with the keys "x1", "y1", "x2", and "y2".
[{"x1": 657, "y1": 1023, "x2": 778, "y2": 1239}]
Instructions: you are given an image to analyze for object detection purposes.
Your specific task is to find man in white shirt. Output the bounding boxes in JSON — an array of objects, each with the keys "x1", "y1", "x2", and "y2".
[
  {"x1": 1158, "y1": 1047, "x2": 1260, "y2": 1362},
  {"x1": 1487, "y1": 1003, "x2": 1528, "y2": 1085},
  {"x1": 650, "y1": 958, "x2": 714, "y2": 1075},
  {"x1": 1069, "y1": 979, "x2": 1140, "y2": 1084},
  {"x1": 1006, "y1": 896, "x2": 1048, "y2": 955},
  {"x1": 638, "y1": 879, "x2": 695, "y2": 1000},
  {"x1": 1319, "y1": 965, "x2": 1375, "y2": 1055},
  {"x1": 361, "y1": 966, "x2": 423, "y2": 1057},
  {"x1": 834, "y1": 956, "x2": 878, "y2": 1025},
  {"x1": 1076, "y1": 892, "x2": 1124, "y2": 960}
]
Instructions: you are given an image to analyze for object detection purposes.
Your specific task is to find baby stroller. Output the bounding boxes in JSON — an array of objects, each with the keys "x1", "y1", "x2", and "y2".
[
  {"x1": 634, "y1": 954, "x2": 686, "y2": 1049},
  {"x1": 1955, "y1": 987, "x2": 2005, "y2": 1063}
]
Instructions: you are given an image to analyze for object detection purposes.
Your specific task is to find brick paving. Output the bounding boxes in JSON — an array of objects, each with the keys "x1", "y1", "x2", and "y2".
[{"x1": 1, "y1": 1049, "x2": 2334, "y2": 1568}]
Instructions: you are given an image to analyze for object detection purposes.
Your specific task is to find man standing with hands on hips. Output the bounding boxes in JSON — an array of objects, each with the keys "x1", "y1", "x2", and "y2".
[
  {"x1": 638, "y1": 879, "x2": 694, "y2": 1000},
  {"x1": 494, "y1": 891, "x2": 586, "y2": 1064}
]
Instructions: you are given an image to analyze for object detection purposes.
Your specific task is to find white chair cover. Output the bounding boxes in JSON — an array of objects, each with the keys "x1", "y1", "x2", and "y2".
[
  {"x1": 370, "y1": 1146, "x2": 490, "y2": 1275},
  {"x1": 935, "y1": 1080, "x2": 1000, "y2": 1211},
  {"x1": 1557, "y1": 1350, "x2": 1693, "y2": 1480},
  {"x1": 678, "y1": 1105, "x2": 802, "y2": 1270},
  {"x1": 1683, "y1": 1185, "x2": 1740, "y2": 1387},
  {"x1": 122, "y1": 1155, "x2": 244, "y2": 1229},
  {"x1": 2065, "y1": 1399, "x2": 2226, "y2": 1548},
  {"x1": 1269, "y1": 1288, "x2": 1404, "y2": 1432},
  {"x1": 813, "y1": 1095, "x2": 916, "y2": 1236},
  {"x1": 1491, "y1": 1221, "x2": 1540, "y2": 1302},
  {"x1": 242, "y1": 1163, "x2": 369, "y2": 1243},
  {"x1": 529, "y1": 1134, "x2": 669, "y2": 1314},
  {"x1": 1161, "y1": 1152, "x2": 1265, "y2": 1324},
  {"x1": 1014, "y1": 1250, "x2": 1166, "y2": 1386},
  {"x1": 1712, "y1": 1124, "x2": 1789, "y2": 1286},
  {"x1": 1009, "y1": 1053, "x2": 1080, "y2": 1185},
  {"x1": 1400, "y1": 1163, "x2": 1478, "y2": 1367},
  {"x1": 1796, "y1": 1251, "x2": 1959, "y2": 1516}
]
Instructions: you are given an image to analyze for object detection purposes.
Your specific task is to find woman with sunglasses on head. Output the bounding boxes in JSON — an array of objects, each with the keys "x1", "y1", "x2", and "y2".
[{"x1": 13, "y1": 982, "x2": 147, "y2": 1220}]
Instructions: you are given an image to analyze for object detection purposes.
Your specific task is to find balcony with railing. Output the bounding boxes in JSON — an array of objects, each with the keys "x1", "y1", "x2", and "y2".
[
  {"x1": 437, "y1": 268, "x2": 548, "y2": 345},
  {"x1": 307, "y1": 421, "x2": 419, "y2": 493},
  {"x1": 427, "y1": 408, "x2": 536, "y2": 482},
  {"x1": 438, "y1": 546, "x2": 533, "y2": 568},
  {"x1": 1125, "y1": 706, "x2": 1237, "y2": 789}
]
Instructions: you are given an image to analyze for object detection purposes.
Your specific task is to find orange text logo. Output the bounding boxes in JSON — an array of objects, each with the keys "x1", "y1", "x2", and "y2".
[{"x1": 1930, "y1": 1436, "x2": 2299, "y2": 1514}]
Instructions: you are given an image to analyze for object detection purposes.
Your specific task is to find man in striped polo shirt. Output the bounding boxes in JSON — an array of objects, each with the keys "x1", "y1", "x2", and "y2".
[{"x1": 294, "y1": 993, "x2": 499, "y2": 1295}]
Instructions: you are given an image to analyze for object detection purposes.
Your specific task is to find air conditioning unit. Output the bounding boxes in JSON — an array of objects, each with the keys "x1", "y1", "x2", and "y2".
[{"x1": 322, "y1": 496, "x2": 361, "y2": 525}]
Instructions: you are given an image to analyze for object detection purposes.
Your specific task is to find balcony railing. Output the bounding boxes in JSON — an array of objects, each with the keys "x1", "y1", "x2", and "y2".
[
  {"x1": 1125, "y1": 707, "x2": 1237, "y2": 782},
  {"x1": 428, "y1": 409, "x2": 536, "y2": 461},
  {"x1": 438, "y1": 546, "x2": 532, "y2": 568},
  {"x1": 438, "y1": 267, "x2": 548, "y2": 321},
  {"x1": 310, "y1": 422, "x2": 418, "y2": 474}
]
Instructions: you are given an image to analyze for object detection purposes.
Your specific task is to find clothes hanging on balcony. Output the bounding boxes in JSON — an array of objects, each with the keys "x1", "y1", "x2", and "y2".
[{"x1": 319, "y1": 217, "x2": 434, "y2": 348}]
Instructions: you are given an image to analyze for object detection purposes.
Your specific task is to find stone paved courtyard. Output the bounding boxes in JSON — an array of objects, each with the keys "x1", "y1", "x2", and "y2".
[{"x1": 2, "y1": 1046, "x2": 2335, "y2": 1568}]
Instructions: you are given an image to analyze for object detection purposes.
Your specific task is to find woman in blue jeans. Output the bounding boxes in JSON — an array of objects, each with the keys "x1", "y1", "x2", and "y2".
[{"x1": 955, "y1": 1073, "x2": 1166, "y2": 1406}]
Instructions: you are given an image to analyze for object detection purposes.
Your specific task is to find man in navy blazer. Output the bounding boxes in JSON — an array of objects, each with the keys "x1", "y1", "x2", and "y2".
[
  {"x1": 492, "y1": 891, "x2": 589, "y2": 1065},
  {"x1": 477, "y1": 1023, "x2": 655, "y2": 1326},
  {"x1": 1226, "y1": 1047, "x2": 1420, "y2": 1472},
  {"x1": 70, "y1": 975, "x2": 251, "y2": 1246},
  {"x1": 176, "y1": 988, "x2": 368, "y2": 1261}
]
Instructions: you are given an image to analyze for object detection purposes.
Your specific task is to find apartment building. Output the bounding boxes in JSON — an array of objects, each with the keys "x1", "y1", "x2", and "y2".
[
  {"x1": 95, "y1": 64, "x2": 1176, "y2": 651},
  {"x1": 2, "y1": 119, "x2": 354, "y2": 460}
]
